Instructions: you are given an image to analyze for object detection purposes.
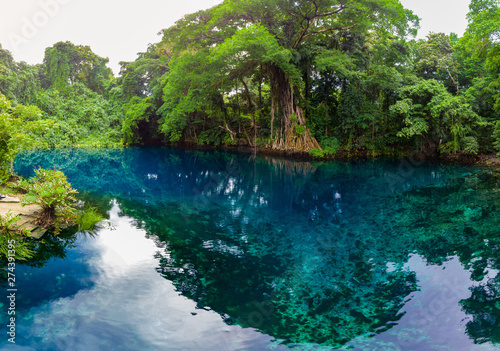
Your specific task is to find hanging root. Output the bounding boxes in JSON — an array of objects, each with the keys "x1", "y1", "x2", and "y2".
[
  {"x1": 271, "y1": 106, "x2": 321, "y2": 152},
  {"x1": 268, "y1": 64, "x2": 321, "y2": 153}
]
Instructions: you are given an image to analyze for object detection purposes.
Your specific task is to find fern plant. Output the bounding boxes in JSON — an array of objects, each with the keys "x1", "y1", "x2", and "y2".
[{"x1": 22, "y1": 167, "x2": 78, "y2": 233}]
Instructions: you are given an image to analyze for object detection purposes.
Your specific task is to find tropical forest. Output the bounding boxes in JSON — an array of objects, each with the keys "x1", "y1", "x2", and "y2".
[{"x1": 0, "y1": 0, "x2": 499, "y2": 161}]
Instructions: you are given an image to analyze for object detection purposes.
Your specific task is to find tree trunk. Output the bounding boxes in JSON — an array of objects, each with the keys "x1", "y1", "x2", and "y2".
[
  {"x1": 240, "y1": 78, "x2": 255, "y2": 127},
  {"x1": 271, "y1": 95, "x2": 275, "y2": 140},
  {"x1": 268, "y1": 64, "x2": 320, "y2": 152}
]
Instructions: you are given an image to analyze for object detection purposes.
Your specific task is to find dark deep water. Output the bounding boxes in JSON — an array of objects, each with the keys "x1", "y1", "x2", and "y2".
[{"x1": 2, "y1": 147, "x2": 500, "y2": 350}]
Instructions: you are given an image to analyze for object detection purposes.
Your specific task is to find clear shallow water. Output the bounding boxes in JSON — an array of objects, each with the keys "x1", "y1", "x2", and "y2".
[{"x1": 2, "y1": 147, "x2": 500, "y2": 350}]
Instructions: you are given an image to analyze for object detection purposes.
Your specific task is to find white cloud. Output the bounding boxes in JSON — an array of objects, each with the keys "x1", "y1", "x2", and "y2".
[
  {"x1": 400, "y1": 0, "x2": 470, "y2": 39},
  {"x1": 0, "y1": 0, "x2": 223, "y2": 74}
]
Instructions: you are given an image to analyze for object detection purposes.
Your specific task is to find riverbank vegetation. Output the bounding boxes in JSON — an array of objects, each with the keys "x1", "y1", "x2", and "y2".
[
  {"x1": 1, "y1": 0, "x2": 499, "y2": 160},
  {"x1": 0, "y1": 169, "x2": 105, "y2": 261},
  {"x1": 0, "y1": 71, "x2": 106, "y2": 255}
]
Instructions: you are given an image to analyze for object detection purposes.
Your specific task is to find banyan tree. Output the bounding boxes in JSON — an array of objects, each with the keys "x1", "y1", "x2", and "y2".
[{"x1": 158, "y1": 0, "x2": 417, "y2": 152}]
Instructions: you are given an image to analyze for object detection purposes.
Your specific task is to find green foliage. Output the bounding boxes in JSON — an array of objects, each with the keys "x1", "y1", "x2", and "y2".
[
  {"x1": 154, "y1": 0, "x2": 420, "y2": 152},
  {"x1": 0, "y1": 46, "x2": 16, "y2": 100},
  {"x1": 121, "y1": 96, "x2": 154, "y2": 145},
  {"x1": 160, "y1": 50, "x2": 211, "y2": 141},
  {"x1": 390, "y1": 79, "x2": 481, "y2": 153},
  {"x1": 462, "y1": 136, "x2": 480, "y2": 154},
  {"x1": 493, "y1": 121, "x2": 500, "y2": 155},
  {"x1": 0, "y1": 211, "x2": 22, "y2": 233},
  {"x1": 223, "y1": 133, "x2": 238, "y2": 146},
  {"x1": 1, "y1": 2, "x2": 500, "y2": 157},
  {"x1": 0, "y1": 93, "x2": 53, "y2": 180},
  {"x1": 42, "y1": 41, "x2": 112, "y2": 94},
  {"x1": 34, "y1": 83, "x2": 122, "y2": 148},
  {"x1": 310, "y1": 137, "x2": 341, "y2": 158},
  {"x1": 0, "y1": 211, "x2": 34, "y2": 261},
  {"x1": 10, "y1": 177, "x2": 30, "y2": 194},
  {"x1": 320, "y1": 136, "x2": 341, "y2": 154},
  {"x1": 391, "y1": 98, "x2": 429, "y2": 138},
  {"x1": 209, "y1": 23, "x2": 300, "y2": 84},
  {"x1": 22, "y1": 168, "x2": 78, "y2": 232},
  {"x1": 309, "y1": 148, "x2": 325, "y2": 158},
  {"x1": 0, "y1": 46, "x2": 41, "y2": 105},
  {"x1": 1, "y1": 41, "x2": 122, "y2": 154},
  {"x1": 315, "y1": 49, "x2": 356, "y2": 77},
  {"x1": 294, "y1": 125, "x2": 306, "y2": 135},
  {"x1": 75, "y1": 206, "x2": 105, "y2": 233},
  {"x1": 196, "y1": 129, "x2": 225, "y2": 146},
  {"x1": 414, "y1": 33, "x2": 460, "y2": 92}
]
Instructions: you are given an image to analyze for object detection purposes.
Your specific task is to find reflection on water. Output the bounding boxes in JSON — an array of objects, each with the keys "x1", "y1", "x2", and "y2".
[
  {"x1": 5, "y1": 147, "x2": 500, "y2": 350},
  {"x1": 1, "y1": 203, "x2": 283, "y2": 351}
]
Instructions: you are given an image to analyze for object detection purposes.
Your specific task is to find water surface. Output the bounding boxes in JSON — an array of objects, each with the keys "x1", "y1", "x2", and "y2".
[{"x1": 2, "y1": 147, "x2": 500, "y2": 350}]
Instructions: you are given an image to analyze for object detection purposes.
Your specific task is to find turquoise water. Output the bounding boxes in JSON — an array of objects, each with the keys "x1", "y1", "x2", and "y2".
[{"x1": 2, "y1": 147, "x2": 500, "y2": 350}]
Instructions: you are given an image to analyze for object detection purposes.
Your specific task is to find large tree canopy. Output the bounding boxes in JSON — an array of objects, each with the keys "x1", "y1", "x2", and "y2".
[{"x1": 158, "y1": 0, "x2": 419, "y2": 152}]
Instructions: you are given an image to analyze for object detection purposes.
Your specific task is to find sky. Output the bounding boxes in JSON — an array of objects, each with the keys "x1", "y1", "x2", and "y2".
[
  {"x1": 0, "y1": 0, "x2": 471, "y2": 75},
  {"x1": 0, "y1": 0, "x2": 222, "y2": 74},
  {"x1": 400, "y1": 0, "x2": 471, "y2": 38}
]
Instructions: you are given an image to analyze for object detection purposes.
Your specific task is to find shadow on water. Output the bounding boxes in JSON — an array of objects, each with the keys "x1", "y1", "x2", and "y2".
[{"x1": 13, "y1": 147, "x2": 500, "y2": 349}]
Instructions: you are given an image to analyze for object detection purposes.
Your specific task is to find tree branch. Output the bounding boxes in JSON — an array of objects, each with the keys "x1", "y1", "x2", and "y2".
[
  {"x1": 445, "y1": 65, "x2": 460, "y2": 93},
  {"x1": 301, "y1": 24, "x2": 356, "y2": 40},
  {"x1": 292, "y1": 4, "x2": 347, "y2": 48},
  {"x1": 191, "y1": 34, "x2": 224, "y2": 43}
]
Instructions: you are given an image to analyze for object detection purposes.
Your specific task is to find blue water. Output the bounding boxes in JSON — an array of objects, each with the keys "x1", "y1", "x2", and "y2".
[{"x1": 2, "y1": 147, "x2": 500, "y2": 350}]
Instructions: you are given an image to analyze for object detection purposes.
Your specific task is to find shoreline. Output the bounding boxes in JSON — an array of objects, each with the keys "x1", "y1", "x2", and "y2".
[
  {"x1": 0, "y1": 191, "x2": 46, "y2": 239},
  {"x1": 165, "y1": 141, "x2": 500, "y2": 167},
  {"x1": 5, "y1": 145, "x2": 499, "y2": 242},
  {"x1": 19, "y1": 142, "x2": 500, "y2": 167}
]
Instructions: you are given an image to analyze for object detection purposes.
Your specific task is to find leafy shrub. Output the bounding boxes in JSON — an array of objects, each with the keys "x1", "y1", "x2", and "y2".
[
  {"x1": 294, "y1": 125, "x2": 306, "y2": 135},
  {"x1": 75, "y1": 206, "x2": 104, "y2": 233},
  {"x1": 22, "y1": 168, "x2": 78, "y2": 232},
  {"x1": 441, "y1": 136, "x2": 479, "y2": 154},
  {"x1": 0, "y1": 93, "x2": 53, "y2": 179},
  {"x1": 310, "y1": 136, "x2": 341, "y2": 158},
  {"x1": 256, "y1": 137, "x2": 271, "y2": 147},
  {"x1": 493, "y1": 121, "x2": 500, "y2": 156},
  {"x1": 319, "y1": 136, "x2": 341, "y2": 154},
  {"x1": 462, "y1": 136, "x2": 479, "y2": 154},
  {"x1": 0, "y1": 211, "x2": 22, "y2": 232},
  {"x1": 196, "y1": 129, "x2": 223, "y2": 146},
  {"x1": 34, "y1": 84, "x2": 122, "y2": 148},
  {"x1": 439, "y1": 142, "x2": 456, "y2": 154},
  {"x1": 0, "y1": 211, "x2": 33, "y2": 261},
  {"x1": 309, "y1": 148, "x2": 326, "y2": 158},
  {"x1": 0, "y1": 168, "x2": 9, "y2": 185},
  {"x1": 223, "y1": 133, "x2": 238, "y2": 146},
  {"x1": 10, "y1": 177, "x2": 30, "y2": 193}
]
